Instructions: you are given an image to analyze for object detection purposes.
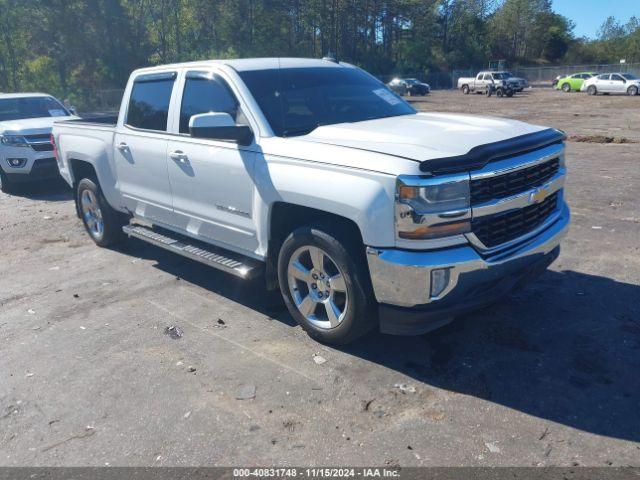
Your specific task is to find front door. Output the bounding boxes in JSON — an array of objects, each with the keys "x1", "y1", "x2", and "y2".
[
  {"x1": 610, "y1": 74, "x2": 627, "y2": 93},
  {"x1": 114, "y1": 72, "x2": 177, "y2": 226},
  {"x1": 167, "y1": 71, "x2": 259, "y2": 255}
]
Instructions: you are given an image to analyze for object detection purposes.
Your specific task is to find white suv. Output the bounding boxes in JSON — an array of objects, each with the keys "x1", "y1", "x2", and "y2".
[{"x1": 0, "y1": 93, "x2": 77, "y2": 193}]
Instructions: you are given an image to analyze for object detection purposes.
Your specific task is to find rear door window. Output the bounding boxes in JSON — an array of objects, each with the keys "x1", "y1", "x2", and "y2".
[
  {"x1": 598, "y1": 74, "x2": 610, "y2": 80},
  {"x1": 126, "y1": 72, "x2": 176, "y2": 131}
]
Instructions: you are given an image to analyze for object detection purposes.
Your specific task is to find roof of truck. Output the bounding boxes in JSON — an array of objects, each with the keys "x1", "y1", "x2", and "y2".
[
  {"x1": 132, "y1": 57, "x2": 355, "y2": 75},
  {"x1": 0, "y1": 92, "x2": 53, "y2": 99}
]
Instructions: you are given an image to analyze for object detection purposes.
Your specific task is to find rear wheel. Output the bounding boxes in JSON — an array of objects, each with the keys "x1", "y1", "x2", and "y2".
[
  {"x1": 587, "y1": 85, "x2": 597, "y2": 96},
  {"x1": 77, "y1": 178, "x2": 127, "y2": 247},
  {"x1": 627, "y1": 85, "x2": 638, "y2": 96},
  {"x1": 496, "y1": 88, "x2": 504, "y2": 98},
  {"x1": 277, "y1": 224, "x2": 376, "y2": 345},
  {"x1": 461, "y1": 85, "x2": 470, "y2": 94},
  {"x1": 561, "y1": 83, "x2": 571, "y2": 92}
]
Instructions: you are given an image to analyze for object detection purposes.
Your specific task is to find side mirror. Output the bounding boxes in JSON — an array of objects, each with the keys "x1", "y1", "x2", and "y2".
[{"x1": 189, "y1": 112, "x2": 253, "y2": 146}]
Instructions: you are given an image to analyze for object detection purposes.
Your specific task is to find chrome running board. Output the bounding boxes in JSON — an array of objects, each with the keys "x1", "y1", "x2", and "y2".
[{"x1": 123, "y1": 224, "x2": 262, "y2": 279}]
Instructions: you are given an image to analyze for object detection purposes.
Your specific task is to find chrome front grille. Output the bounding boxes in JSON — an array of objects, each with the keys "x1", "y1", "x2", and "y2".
[
  {"x1": 472, "y1": 192, "x2": 559, "y2": 248},
  {"x1": 468, "y1": 143, "x2": 565, "y2": 252},
  {"x1": 24, "y1": 133, "x2": 53, "y2": 152},
  {"x1": 470, "y1": 157, "x2": 560, "y2": 204}
]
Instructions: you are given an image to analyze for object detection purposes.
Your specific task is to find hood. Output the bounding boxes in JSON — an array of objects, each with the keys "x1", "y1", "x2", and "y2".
[
  {"x1": 0, "y1": 115, "x2": 75, "y2": 135},
  {"x1": 298, "y1": 112, "x2": 546, "y2": 163}
]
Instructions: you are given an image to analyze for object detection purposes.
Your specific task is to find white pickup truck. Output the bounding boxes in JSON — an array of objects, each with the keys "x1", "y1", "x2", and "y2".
[
  {"x1": 52, "y1": 58, "x2": 569, "y2": 345},
  {"x1": 0, "y1": 93, "x2": 77, "y2": 193},
  {"x1": 457, "y1": 71, "x2": 526, "y2": 96}
]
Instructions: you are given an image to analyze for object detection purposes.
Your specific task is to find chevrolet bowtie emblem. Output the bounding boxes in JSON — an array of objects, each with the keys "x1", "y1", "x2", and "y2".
[{"x1": 529, "y1": 186, "x2": 549, "y2": 204}]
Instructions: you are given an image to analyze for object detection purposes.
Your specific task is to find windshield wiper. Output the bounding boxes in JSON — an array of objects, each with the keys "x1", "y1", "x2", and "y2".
[{"x1": 281, "y1": 125, "x2": 319, "y2": 137}]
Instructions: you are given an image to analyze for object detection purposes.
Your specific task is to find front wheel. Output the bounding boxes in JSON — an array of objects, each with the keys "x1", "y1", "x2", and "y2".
[
  {"x1": 587, "y1": 85, "x2": 597, "y2": 95},
  {"x1": 628, "y1": 85, "x2": 638, "y2": 96},
  {"x1": 0, "y1": 169, "x2": 16, "y2": 194},
  {"x1": 277, "y1": 224, "x2": 376, "y2": 345},
  {"x1": 77, "y1": 178, "x2": 127, "y2": 247},
  {"x1": 562, "y1": 83, "x2": 571, "y2": 92}
]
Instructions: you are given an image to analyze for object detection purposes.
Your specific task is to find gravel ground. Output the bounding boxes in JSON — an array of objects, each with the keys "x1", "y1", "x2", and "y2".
[{"x1": 1, "y1": 88, "x2": 639, "y2": 467}]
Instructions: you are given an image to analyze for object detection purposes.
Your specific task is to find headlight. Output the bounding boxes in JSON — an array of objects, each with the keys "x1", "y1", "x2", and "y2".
[
  {"x1": 396, "y1": 174, "x2": 471, "y2": 240},
  {"x1": 0, "y1": 135, "x2": 29, "y2": 147}
]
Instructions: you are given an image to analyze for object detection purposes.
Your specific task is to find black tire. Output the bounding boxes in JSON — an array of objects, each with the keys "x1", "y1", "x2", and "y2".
[
  {"x1": 76, "y1": 178, "x2": 127, "y2": 247},
  {"x1": 277, "y1": 223, "x2": 376, "y2": 345},
  {"x1": 561, "y1": 83, "x2": 571, "y2": 92},
  {"x1": 461, "y1": 85, "x2": 470, "y2": 95},
  {"x1": 0, "y1": 169, "x2": 16, "y2": 194},
  {"x1": 506, "y1": 89, "x2": 514, "y2": 97},
  {"x1": 496, "y1": 88, "x2": 504, "y2": 98},
  {"x1": 587, "y1": 85, "x2": 597, "y2": 96},
  {"x1": 628, "y1": 85, "x2": 638, "y2": 96}
]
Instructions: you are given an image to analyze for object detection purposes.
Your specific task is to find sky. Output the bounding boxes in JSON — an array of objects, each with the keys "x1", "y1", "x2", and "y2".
[{"x1": 552, "y1": 0, "x2": 637, "y2": 39}]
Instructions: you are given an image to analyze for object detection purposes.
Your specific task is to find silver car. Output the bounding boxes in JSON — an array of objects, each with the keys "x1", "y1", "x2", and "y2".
[{"x1": 581, "y1": 72, "x2": 640, "y2": 96}]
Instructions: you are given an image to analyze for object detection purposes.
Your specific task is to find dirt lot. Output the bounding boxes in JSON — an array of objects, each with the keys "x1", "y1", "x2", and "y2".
[{"x1": 1, "y1": 89, "x2": 639, "y2": 467}]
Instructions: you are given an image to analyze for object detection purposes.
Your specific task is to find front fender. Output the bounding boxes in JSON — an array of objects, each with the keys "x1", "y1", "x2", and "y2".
[{"x1": 255, "y1": 156, "x2": 397, "y2": 248}]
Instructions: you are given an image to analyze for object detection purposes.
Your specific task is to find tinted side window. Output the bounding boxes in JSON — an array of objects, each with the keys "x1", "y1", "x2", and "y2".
[
  {"x1": 179, "y1": 74, "x2": 239, "y2": 134},
  {"x1": 611, "y1": 74, "x2": 624, "y2": 82},
  {"x1": 126, "y1": 74, "x2": 176, "y2": 131},
  {"x1": 598, "y1": 74, "x2": 610, "y2": 80}
]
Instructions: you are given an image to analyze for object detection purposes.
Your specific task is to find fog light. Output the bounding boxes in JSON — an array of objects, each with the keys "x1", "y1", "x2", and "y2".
[
  {"x1": 430, "y1": 268, "x2": 451, "y2": 298},
  {"x1": 7, "y1": 158, "x2": 27, "y2": 168}
]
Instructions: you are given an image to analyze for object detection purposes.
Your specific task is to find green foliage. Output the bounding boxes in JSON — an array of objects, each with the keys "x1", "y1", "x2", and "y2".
[{"x1": 0, "y1": 0, "x2": 635, "y2": 107}]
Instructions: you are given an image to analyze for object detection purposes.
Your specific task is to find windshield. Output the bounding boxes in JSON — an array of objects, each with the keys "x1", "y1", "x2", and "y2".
[
  {"x1": 405, "y1": 78, "x2": 420, "y2": 85},
  {"x1": 238, "y1": 67, "x2": 416, "y2": 137},
  {"x1": 0, "y1": 96, "x2": 69, "y2": 122},
  {"x1": 622, "y1": 73, "x2": 638, "y2": 80}
]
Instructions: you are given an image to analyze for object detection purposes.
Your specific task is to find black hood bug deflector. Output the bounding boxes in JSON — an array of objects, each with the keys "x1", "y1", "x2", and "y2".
[{"x1": 419, "y1": 128, "x2": 565, "y2": 175}]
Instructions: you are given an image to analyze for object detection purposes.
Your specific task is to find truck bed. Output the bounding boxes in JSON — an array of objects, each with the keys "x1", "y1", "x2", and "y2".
[{"x1": 56, "y1": 115, "x2": 118, "y2": 128}]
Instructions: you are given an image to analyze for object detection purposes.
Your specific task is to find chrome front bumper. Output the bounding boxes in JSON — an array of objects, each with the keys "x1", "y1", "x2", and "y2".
[{"x1": 366, "y1": 202, "x2": 569, "y2": 330}]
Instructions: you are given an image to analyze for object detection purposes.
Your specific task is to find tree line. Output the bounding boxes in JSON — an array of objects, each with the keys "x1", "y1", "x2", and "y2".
[{"x1": 0, "y1": 0, "x2": 638, "y2": 107}]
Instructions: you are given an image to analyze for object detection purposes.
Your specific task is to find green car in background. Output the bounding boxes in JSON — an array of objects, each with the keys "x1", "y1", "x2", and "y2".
[{"x1": 555, "y1": 72, "x2": 598, "y2": 92}]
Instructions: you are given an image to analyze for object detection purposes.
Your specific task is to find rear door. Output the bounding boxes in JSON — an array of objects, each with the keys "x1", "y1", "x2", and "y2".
[
  {"x1": 597, "y1": 74, "x2": 611, "y2": 92},
  {"x1": 114, "y1": 71, "x2": 178, "y2": 225},
  {"x1": 166, "y1": 70, "x2": 259, "y2": 255}
]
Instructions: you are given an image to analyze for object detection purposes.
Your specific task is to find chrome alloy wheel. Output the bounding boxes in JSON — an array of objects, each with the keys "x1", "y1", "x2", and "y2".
[
  {"x1": 80, "y1": 189, "x2": 104, "y2": 239},
  {"x1": 287, "y1": 246, "x2": 349, "y2": 329}
]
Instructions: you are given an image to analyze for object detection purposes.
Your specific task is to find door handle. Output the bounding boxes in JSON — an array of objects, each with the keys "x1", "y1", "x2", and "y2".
[
  {"x1": 117, "y1": 142, "x2": 129, "y2": 152},
  {"x1": 170, "y1": 150, "x2": 189, "y2": 163}
]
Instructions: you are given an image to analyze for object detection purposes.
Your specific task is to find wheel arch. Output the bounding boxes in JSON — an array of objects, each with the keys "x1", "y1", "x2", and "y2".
[
  {"x1": 68, "y1": 159, "x2": 98, "y2": 218},
  {"x1": 265, "y1": 202, "x2": 367, "y2": 290}
]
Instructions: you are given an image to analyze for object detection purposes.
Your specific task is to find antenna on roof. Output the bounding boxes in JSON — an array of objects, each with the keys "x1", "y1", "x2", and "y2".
[{"x1": 322, "y1": 52, "x2": 339, "y2": 64}]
